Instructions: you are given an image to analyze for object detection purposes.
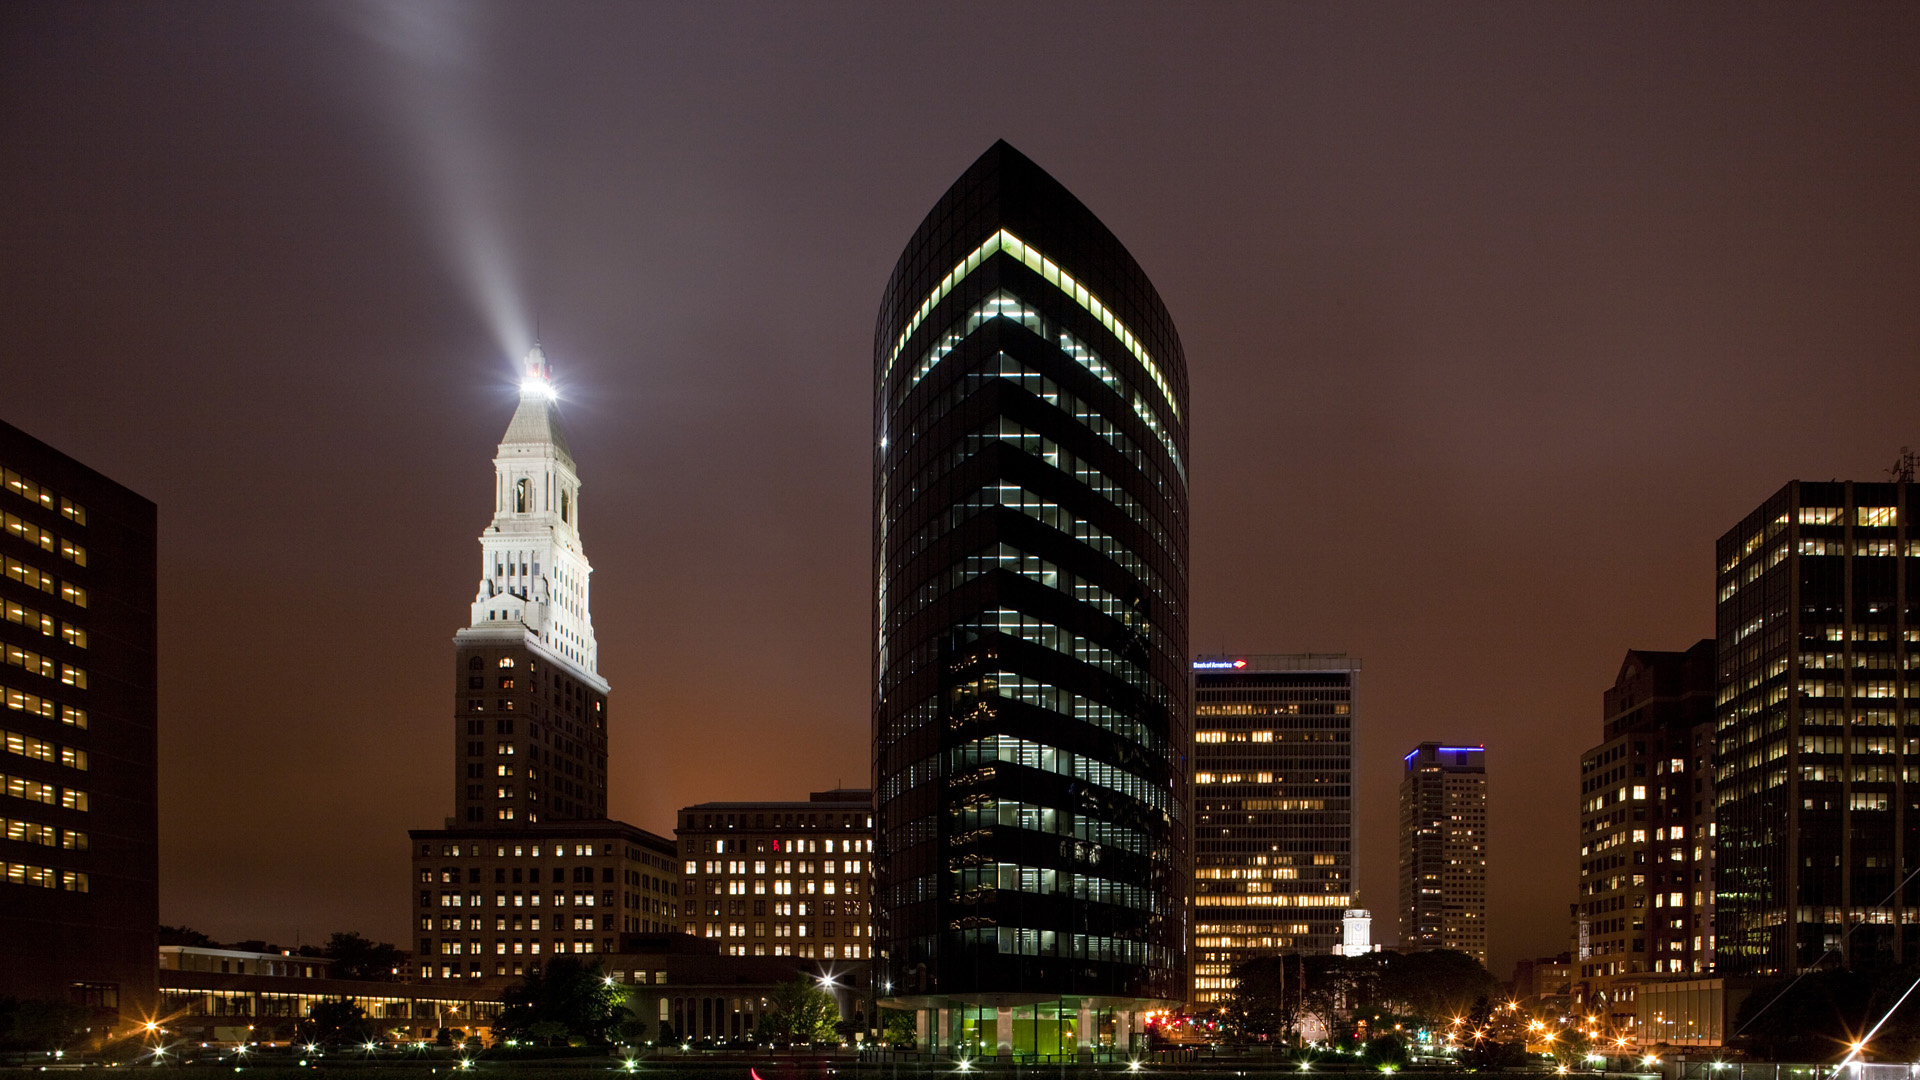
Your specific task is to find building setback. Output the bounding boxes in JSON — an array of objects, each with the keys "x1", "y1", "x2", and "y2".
[
  {"x1": 1714, "y1": 481, "x2": 1918, "y2": 975},
  {"x1": 0, "y1": 420, "x2": 157, "y2": 1026},
  {"x1": 1573, "y1": 642, "x2": 1715, "y2": 1037},
  {"x1": 871, "y1": 141, "x2": 1190, "y2": 1055},
  {"x1": 1190, "y1": 654, "x2": 1359, "y2": 1005},
  {"x1": 1398, "y1": 742, "x2": 1487, "y2": 967}
]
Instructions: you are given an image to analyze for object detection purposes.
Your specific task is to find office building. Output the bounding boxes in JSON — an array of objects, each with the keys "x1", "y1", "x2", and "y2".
[
  {"x1": 1573, "y1": 642, "x2": 1714, "y2": 1036},
  {"x1": 1399, "y1": 742, "x2": 1488, "y2": 967},
  {"x1": 408, "y1": 821, "x2": 678, "y2": 979},
  {"x1": 1715, "y1": 481, "x2": 1917, "y2": 975},
  {"x1": 1191, "y1": 654, "x2": 1358, "y2": 1005},
  {"x1": 0, "y1": 420, "x2": 157, "y2": 1027},
  {"x1": 872, "y1": 141, "x2": 1190, "y2": 1054},
  {"x1": 675, "y1": 789, "x2": 874, "y2": 960},
  {"x1": 406, "y1": 350, "x2": 678, "y2": 980}
]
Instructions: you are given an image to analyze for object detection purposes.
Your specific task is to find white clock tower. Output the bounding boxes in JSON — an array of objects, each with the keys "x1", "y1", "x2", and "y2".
[{"x1": 450, "y1": 345, "x2": 609, "y2": 826}]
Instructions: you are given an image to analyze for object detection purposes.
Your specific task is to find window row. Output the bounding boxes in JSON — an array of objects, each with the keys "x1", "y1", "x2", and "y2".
[
  {"x1": 1, "y1": 772, "x2": 86, "y2": 810},
  {"x1": 1, "y1": 512, "x2": 84, "y2": 565},
  {"x1": 2, "y1": 555, "x2": 85, "y2": 607},
  {"x1": 2, "y1": 644, "x2": 84, "y2": 689},
  {"x1": 955, "y1": 669, "x2": 1166, "y2": 760},
  {"x1": 1, "y1": 815, "x2": 86, "y2": 849},
  {"x1": 1800, "y1": 506, "x2": 1902, "y2": 527},
  {"x1": 947, "y1": 731, "x2": 1166, "y2": 813},
  {"x1": 884, "y1": 229, "x2": 1181, "y2": 429},
  {"x1": 2, "y1": 860, "x2": 87, "y2": 891},
  {"x1": 2, "y1": 728, "x2": 85, "y2": 770},
  {"x1": 898, "y1": 291, "x2": 1184, "y2": 486},
  {"x1": 2, "y1": 683, "x2": 86, "y2": 729},
  {"x1": 1, "y1": 467, "x2": 86, "y2": 524},
  {"x1": 2, "y1": 600, "x2": 84, "y2": 648}
]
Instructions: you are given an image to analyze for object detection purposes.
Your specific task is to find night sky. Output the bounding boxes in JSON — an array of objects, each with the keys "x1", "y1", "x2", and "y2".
[{"x1": 5, "y1": 3, "x2": 1918, "y2": 977}]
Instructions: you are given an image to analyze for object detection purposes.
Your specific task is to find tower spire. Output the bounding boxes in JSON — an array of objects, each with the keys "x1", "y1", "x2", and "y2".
[{"x1": 462, "y1": 344, "x2": 598, "y2": 677}]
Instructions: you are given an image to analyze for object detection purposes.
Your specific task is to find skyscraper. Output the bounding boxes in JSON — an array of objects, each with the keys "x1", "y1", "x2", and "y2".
[
  {"x1": 406, "y1": 349, "x2": 678, "y2": 981},
  {"x1": 453, "y1": 347, "x2": 607, "y2": 826},
  {"x1": 1190, "y1": 654, "x2": 1360, "y2": 1004},
  {"x1": 1572, "y1": 642, "x2": 1714, "y2": 1038},
  {"x1": 872, "y1": 141, "x2": 1189, "y2": 1055},
  {"x1": 1715, "y1": 481, "x2": 1917, "y2": 975},
  {"x1": 0, "y1": 420, "x2": 157, "y2": 1028},
  {"x1": 1398, "y1": 742, "x2": 1487, "y2": 967}
]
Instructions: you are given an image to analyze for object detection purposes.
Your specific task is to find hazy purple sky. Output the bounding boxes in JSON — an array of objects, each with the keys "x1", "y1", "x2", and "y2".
[{"x1": 5, "y1": 2, "x2": 1918, "y2": 975}]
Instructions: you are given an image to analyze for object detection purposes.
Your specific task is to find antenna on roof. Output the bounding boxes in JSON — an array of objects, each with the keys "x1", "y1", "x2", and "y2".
[{"x1": 1891, "y1": 447, "x2": 1917, "y2": 484}]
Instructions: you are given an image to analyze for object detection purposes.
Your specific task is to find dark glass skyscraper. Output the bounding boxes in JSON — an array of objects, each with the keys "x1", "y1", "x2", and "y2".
[
  {"x1": 1715, "y1": 481, "x2": 1918, "y2": 975},
  {"x1": 872, "y1": 142, "x2": 1189, "y2": 1055}
]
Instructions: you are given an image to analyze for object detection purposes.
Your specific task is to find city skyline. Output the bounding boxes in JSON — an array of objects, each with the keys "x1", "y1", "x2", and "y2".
[{"x1": 6, "y1": 5, "x2": 1920, "y2": 976}]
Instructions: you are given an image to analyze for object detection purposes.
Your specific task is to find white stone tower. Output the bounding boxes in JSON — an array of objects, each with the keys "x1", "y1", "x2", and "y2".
[
  {"x1": 450, "y1": 346, "x2": 610, "y2": 825},
  {"x1": 463, "y1": 344, "x2": 600, "y2": 673}
]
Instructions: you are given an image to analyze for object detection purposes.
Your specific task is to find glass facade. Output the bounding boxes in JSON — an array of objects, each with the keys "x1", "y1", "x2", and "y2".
[
  {"x1": 1714, "y1": 481, "x2": 1918, "y2": 974},
  {"x1": 872, "y1": 142, "x2": 1189, "y2": 1031},
  {"x1": 1189, "y1": 656, "x2": 1356, "y2": 1004}
]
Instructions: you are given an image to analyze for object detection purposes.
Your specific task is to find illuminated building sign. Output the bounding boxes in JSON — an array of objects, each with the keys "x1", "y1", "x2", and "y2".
[{"x1": 1191, "y1": 659, "x2": 1247, "y2": 670}]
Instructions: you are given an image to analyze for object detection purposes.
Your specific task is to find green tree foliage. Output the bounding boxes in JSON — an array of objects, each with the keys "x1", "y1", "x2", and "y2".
[
  {"x1": 881, "y1": 1011, "x2": 917, "y2": 1048},
  {"x1": 1549, "y1": 1023, "x2": 1593, "y2": 1068},
  {"x1": 313, "y1": 932, "x2": 407, "y2": 982},
  {"x1": 157, "y1": 925, "x2": 215, "y2": 947},
  {"x1": 295, "y1": 998, "x2": 373, "y2": 1048},
  {"x1": 0, "y1": 998, "x2": 94, "y2": 1053},
  {"x1": 764, "y1": 978, "x2": 840, "y2": 1045},
  {"x1": 495, "y1": 958, "x2": 630, "y2": 1046}
]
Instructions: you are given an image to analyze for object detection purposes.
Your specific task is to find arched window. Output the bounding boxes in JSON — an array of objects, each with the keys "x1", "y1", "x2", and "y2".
[
  {"x1": 560, "y1": 490, "x2": 570, "y2": 523},
  {"x1": 497, "y1": 658, "x2": 515, "y2": 669},
  {"x1": 513, "y1": 478, "x2": 530, "y2": 513},
  {"x1": 468, "y1": 656, "x2": 482, "y2": 671}
]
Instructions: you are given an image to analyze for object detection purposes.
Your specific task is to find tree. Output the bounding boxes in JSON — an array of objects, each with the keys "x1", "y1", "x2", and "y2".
[
  {"x1": 1226, "y1": 955, "x2": 1294, "y2": 1041},
  {"x1": 495, "y1": 957, "x2": 630, "y2": 1045},
  {"x1": 1457, "y1": 996, "x2": 1525, "y2": 1071},
  {"x1": 1367, "y1": 1033, "x2": 1409, "y2": 1066},
  {"x1": 526, "y1": 1021, "x2": 569, "y2": 1047},
  {"x1": 764, "y1": 978, "x2": 840, "y2": 1045},
  {"x1": 317, "y1": 932, "x2": 406, "y2": 982},
  {"x1": 296, "y1": 999, "x2": 373, "y2": 1048},
  {"x1": 881, "y1": 1011, "x2": 917, "y2": 1048},
  {"x1": 158, "y1": 925, "x2": 215, "y2": 948},
  {"x1": 1372, "y1": 950, "x2": 1497, "y2": 1025},
  {"x1": 613, "y1": 1017, "x2": 649, "y2": 1047},
  {"x1": 1549, "y1": 1023, "x2": 1593, "y2": 1068}
]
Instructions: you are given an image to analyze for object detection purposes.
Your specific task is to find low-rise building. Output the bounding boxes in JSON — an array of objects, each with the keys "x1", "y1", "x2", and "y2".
[
  {"x1": 156, "y1": 945, "x2": 497, "y2": 1044},
  {"x1": 408, "y1": 820, "x2": 679, "y2": 981},
  {"x1": 675, "y1": 789, "x2": 874, "y2": 963}
]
